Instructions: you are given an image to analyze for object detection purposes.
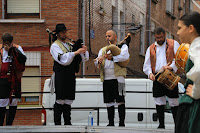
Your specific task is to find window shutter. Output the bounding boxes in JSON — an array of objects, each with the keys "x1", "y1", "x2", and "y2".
[
  {"x1": 7, "y1": 0, "x2": 39, "y2": 13},
  {"x1": 21, "y1": 67, "x2": 40, "y2": 97}
]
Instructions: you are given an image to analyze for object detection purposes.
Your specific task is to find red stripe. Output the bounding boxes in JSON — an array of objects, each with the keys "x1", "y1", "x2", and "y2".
[{"x1": 22, "y1": 46, "x2": 50, "y2": 51}]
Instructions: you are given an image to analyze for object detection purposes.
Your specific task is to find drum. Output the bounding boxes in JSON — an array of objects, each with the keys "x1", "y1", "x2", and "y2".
[
  {"x1": 157, "y1": 69, "x2": 181, "y2": 90},
  {"x1": 175, "y1": 43, "x2": 189, "y2": 72},
  {"x1": 106, "y1": 44, "x2": 129, "y2": 67}
]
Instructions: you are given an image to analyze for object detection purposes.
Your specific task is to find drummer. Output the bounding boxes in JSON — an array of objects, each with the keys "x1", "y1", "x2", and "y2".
[
  {"x1": 94, "y1": 30, "x2": 130, "y2": 127},
  {"x1": 143, "y1": 27, "x2": 180, "y2": 129}
]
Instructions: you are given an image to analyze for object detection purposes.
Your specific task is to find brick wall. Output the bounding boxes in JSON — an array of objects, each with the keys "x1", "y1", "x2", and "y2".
[
  {"x1": 146, "y1": 0, "x2": 189, "y2": 47},
  {"x1": 3, "y1": 110, "x2": 42, "y2": 126},
  {"x1": 83, "y1": 0, "x2": 147, "y2": 76},
  {"x1": 0, "y1": 0, "x2": 80, "y2": 126}
]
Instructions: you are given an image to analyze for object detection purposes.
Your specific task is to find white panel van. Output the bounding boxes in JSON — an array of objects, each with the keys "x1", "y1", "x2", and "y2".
[{"x1": 42, "y1": 78, "x2": 184, "y2": 129}]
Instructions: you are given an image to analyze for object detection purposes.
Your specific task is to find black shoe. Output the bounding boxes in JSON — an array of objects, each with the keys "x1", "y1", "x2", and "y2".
[
  {"x1": 107, "y1": 123, "x2": 114, "y2": 126},
  {"x1": 119, "y1": 121, "x2": 125, "y2": 127},
  {"x1": 157, "y1": 125, "x2": 165, "y2": 129}
]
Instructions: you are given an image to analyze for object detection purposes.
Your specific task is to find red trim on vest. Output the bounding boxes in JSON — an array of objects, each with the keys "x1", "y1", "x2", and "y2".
[{"x1": 150, "y1": 39, "x2": 175, "y2": 74}]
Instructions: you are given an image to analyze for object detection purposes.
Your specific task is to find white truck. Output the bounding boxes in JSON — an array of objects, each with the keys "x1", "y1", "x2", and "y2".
[{"x1": 42, "y1": 78, "x2": 184, "y2": 129}]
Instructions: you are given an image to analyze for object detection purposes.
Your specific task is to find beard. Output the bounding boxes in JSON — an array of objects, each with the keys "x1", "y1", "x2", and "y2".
[
  {"x1": 157, "y1": 40, "x2": 165, "y2": 45},
  {"x1": 61, "y1": 38, "x2": 66, "y2": 41}
]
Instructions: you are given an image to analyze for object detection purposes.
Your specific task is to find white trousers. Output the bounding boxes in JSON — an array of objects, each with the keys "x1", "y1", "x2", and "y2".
[
  {"x1": 154, "y1": 96, "x2": 179, "y2": 107},
  {"x1": 0, "y1": 98, "x2": 18, "y2": 107}
]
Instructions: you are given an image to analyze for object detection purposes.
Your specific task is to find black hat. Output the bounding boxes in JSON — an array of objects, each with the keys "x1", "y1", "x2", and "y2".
[{"x1": 53, "y1": 24, "x2": 68, "y2": 34}]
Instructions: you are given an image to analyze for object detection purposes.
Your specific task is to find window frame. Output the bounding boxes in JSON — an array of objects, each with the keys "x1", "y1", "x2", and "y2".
[{"x1": 2, "y1": 0, "x2": 41, "y2": 19}]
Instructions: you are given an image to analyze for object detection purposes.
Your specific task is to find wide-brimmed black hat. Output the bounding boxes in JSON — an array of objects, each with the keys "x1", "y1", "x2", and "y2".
[{"x1": 53, "y1": 23, "x2": 68, "y2": 34}]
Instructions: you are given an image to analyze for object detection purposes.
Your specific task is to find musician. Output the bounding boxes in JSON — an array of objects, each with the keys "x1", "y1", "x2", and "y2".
[
  {"x1": 0, "y1": 33, "x2": 26, "y2": 126},
  {"x1": 94, "y1": 30, "x2": 130, "y2": 127},
  {"x1": 50, "y1": 23, "x2": 89, "y2": 125},
  {"x1": 143, "y1": 27, "x2": 180, "y2": 129},
  {"x1": 175, "y1": 11, "x2": 200, "y2": 133}
]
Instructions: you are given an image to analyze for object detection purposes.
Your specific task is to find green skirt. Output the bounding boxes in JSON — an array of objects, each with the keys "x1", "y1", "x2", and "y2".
[{"x1": 175, "y1": 94, "x2": 200, "y2": 133}]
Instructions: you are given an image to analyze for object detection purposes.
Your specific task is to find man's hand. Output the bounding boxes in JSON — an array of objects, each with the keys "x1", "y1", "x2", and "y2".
[
  {"x1": 3, "y1": 44, "x2": 11, "y2": 51},
  {"x1": 74, "y1": 48, "x2": 86, "y2": 55},
  {"x1": 98, "y1": 57, "x2": 104, "y2": 64},
  {"x1": 149, "y1": 73, "x2": 155, "y2": 81},
  {"x1": 82, "y1": 45, "x2": 87, "y2": 54},
  {"x1": 163, "y1": 65, "x2": 173, "y2": 70},
  {"x1": 104, "y1": 54, "x2": 113, "y2": 60},
  {"x1": 186, "y1": 84, "x2": 193, "y2": 97}
]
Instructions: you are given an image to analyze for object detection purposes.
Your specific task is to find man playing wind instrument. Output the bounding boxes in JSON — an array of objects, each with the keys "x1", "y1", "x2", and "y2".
[{"x1": 94, "y1": 30, "x2": 130, "y2": 127}]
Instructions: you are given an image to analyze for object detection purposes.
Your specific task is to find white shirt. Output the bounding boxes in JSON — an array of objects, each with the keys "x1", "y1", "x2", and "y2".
[
  {"x1": 143, "y1": 40, "x2": 180, "y2": 77},
  {"x1": 186, "y1": 37, "x2": 200, "y2": 99},
  {"x1": 94, "y1": 44, "x2": 129, "y2": 80},
  {"x1": 50, "y1": 41, "x2": 89, "y2": 66}
]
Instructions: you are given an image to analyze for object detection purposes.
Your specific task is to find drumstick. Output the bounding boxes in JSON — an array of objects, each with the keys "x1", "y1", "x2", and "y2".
[{"x1": 155, "y1": 62, "x2": 171, "y2": 77}]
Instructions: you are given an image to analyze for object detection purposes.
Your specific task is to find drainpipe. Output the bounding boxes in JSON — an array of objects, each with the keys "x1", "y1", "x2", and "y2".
[
  {"x1": 148, "y1": 0, "x2": 151, "y2": 46},
  {"x1": 189, "y1": 0, "x2": 191, "y2": 12},
  {"x1": 82, "y1": 0, "x2": 86, "y2": 76},
  {"x1": 2, "y1": 0, "x2": 5, "y2": 19}
]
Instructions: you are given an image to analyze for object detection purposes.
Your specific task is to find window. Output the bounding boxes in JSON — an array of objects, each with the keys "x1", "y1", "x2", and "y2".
[
  {"x1": 166, "y1": 31, "x2": 174, "y2": 39},
  {"x1": 166, "y1": 0, "x2": 173, "y2": 13},
  {"x1": 132, "y1": 15, "x2": 135, "y2": 25},
  {"x1": 120, "y1": 11, "x2": 125, "y2": 41},
  {"x1": 25, "y1": 96, "x2": 39, "y2": 102},
  {"x1": 3, "y1": 0, "x2": 40, "y2": 19},
  {"x1": 20, "y1": 52, "x2": 41, "y2": 105},
  {"x1": 139, "y1": 12, "x2": 145, "y2": 54}
]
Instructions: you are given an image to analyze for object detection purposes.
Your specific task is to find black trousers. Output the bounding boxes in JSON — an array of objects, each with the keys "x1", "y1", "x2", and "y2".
[
  {"x1": 153, "y1": 75, "x2": 178, "y2": 98},
  {"x1": 103, "y1": 79, "x2": 125, "y2": 103}
]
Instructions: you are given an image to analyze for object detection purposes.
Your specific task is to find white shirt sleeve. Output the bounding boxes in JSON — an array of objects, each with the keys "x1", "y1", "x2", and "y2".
[
  {"x1": 169, "y1": 40, "x2": 179, "y2": 72},
  {"x1": 143, "y1": 47, "x2": 152, "y2": 77},
  {"x1": 17, "y1": 46, "x2": 25, "y2": 55},
  {"x1": 94, "y1": 48, "x2": 103, "y2": 67},
  {"x1": 187, "y1": 39, "x2": 200, "y2": 99},
  {"x1": 50, "y1": 43, "x2": 75, "y2": 66},
  {"x1": 112, "y1": 44, "x2": 130, "y2": 62}
]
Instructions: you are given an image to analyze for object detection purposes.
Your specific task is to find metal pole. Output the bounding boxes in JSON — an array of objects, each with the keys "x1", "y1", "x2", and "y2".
[
  {"x1": 82, "y1": 0, "x2": 86, "y2": 76},
  {"x1": 88, "y1": 0, "x2": 92, "y2": 54},
  {"x1": 148, "y1": 0, "x2": 151, "y2": 46},
  {"x1": 97, "y1": 108, "x2": 99, "y2": 126},
  {"x1": 2, "y1": 0, "x2": 5, "y2": 19}
]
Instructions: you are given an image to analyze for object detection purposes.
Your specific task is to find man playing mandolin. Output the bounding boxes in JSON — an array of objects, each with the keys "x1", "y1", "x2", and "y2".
[{"x1": 94, "y1": 30, "x2": 130, "y2": 127}]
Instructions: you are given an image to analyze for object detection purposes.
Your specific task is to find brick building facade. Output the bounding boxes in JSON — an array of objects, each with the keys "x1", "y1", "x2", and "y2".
[
  {"x1": 0, "y1": 0, "x2": 194, "y2": 126},
  {"x1": 0, "y1": 0, "x2": 81, "y2": 125},
  {"x1": 83, "y1": 0, "x2": 147, "y2": 77}
]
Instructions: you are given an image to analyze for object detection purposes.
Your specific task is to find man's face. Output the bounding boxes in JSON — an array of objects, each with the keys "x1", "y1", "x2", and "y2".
[
  {"x1": 177, "y1": 20, "x2": 190, "y2": 44},
  {"x1": 57, "y1": 30, "x2": 67, "y2": 41},
  {"x1": 3, "y1": 41, "x2": 12, "y2": 47},
  {"x1": 106, "y1": 31, "x2": 117, "y2": 44},
  {"x1": 155, "y1": 32, "x2": 166, "y2": 45}
]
